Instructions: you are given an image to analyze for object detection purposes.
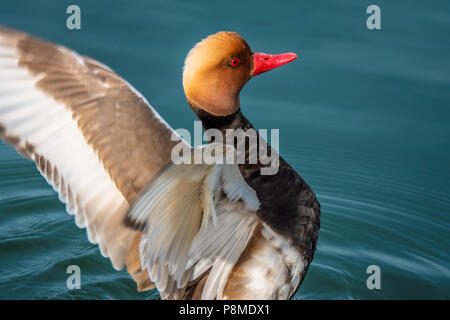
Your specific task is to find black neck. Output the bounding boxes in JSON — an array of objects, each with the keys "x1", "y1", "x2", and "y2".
[
  {"x1": 190, "y1": 104, "x2": 321, "y2": 266},
  {"x1": 192, "y1": 106, "x2": 252, "y2": 133}
]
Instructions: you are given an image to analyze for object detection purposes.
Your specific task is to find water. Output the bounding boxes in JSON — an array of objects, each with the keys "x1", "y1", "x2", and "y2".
[{"x1": 0, "y1": 0, "x2": 449, "y2": 299}]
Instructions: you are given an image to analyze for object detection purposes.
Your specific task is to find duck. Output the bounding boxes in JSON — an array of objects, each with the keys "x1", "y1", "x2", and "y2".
[{"x1": 0, "y1": 26, "x2": 320, "y2": 300}]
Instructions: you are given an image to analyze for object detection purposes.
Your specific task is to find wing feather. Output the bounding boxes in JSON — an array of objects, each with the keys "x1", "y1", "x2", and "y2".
[
  {"x1": 125, "y1": 145, "x2": 260, "y2": 299},
  {"x1": 0, "y1": 26, "x2": 187, "y2": 289}
]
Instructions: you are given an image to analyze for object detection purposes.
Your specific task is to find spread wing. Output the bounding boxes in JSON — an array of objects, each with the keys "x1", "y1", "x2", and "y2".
[
  {"x1": 0, "y1": 26, "x2": 188, "y2": 290},
  {"x1": 124, "y1": 145, "x2": 261, "y2": 299}
]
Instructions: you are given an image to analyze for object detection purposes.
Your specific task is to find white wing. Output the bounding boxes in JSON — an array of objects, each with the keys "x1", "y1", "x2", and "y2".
[
  {"x1": 125, "y1": 145, "x2": 260, "y2": 299},
  {"x1": 0, "y1": 26, "x2": 186, "y2": 289}
]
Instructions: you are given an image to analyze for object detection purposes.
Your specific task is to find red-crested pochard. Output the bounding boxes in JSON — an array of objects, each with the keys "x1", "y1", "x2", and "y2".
[{"x1": 0, "y1": 27, "x2": 320, "y2": 299}]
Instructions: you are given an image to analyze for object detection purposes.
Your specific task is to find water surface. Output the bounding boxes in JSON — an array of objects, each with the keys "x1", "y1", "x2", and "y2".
[{"x1": 0, "y1": 0, "x2": 449, "y2": 299}]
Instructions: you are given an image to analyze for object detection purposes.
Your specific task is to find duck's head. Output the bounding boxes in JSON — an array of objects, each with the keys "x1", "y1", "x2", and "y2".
[{"x1": 183, "y1": 31, "x2": 297, "y2": 117}]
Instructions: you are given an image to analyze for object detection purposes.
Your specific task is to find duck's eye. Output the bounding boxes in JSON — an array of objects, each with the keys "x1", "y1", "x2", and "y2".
[{"x1": 230, "y1": 57, "x2": 240, "y2": 67}]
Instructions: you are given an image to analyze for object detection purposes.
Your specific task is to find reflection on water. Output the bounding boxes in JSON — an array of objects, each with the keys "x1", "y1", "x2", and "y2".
[{"x1": 0, "y1": 0, "x2": 449, "y2": 299}]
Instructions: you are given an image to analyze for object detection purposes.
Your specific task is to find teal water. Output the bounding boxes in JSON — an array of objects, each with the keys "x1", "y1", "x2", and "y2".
[{"x1": 0, "y1": 0, "x2": 449, "y2": 299}]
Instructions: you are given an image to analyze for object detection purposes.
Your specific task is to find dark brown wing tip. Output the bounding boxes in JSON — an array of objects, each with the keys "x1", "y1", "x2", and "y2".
[
  {"x1": 0, "y1": 25, "x2": 25, "y2": 37},
  {"x1": 137, "y1": 278, "x2": 156, "y2": 292},
  {"x1": 0, "y1": 123, "x2": 34, "y2": 160},
  {"x1": 123, "y1": 214, "x2": 147, "y2": 232}
]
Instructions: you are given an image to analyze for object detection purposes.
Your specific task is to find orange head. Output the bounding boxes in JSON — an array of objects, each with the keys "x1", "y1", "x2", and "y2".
[{"x1": 183, "y1": 31, "x2": 297, "y2": 116}]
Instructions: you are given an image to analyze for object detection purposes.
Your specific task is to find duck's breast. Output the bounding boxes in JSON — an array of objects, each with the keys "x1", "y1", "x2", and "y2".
[{"x1": 223, "y1": 223, "x2": 306, "y2": 300}]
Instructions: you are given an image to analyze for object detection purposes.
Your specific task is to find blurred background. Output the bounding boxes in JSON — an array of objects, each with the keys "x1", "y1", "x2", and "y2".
[{"x1": 0, "y1": 0, "x2": 449, "y2": 299}]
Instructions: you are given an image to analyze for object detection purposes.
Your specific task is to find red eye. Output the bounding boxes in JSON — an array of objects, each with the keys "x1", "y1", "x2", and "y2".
[{"x1": 230, "y1": 57, "x2": 240, "y2": 67}]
